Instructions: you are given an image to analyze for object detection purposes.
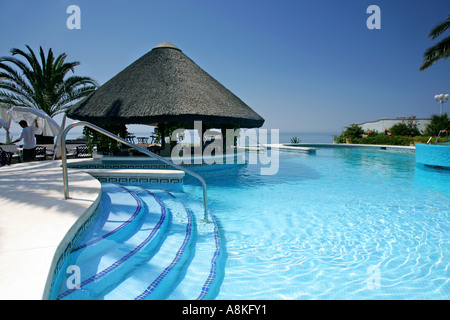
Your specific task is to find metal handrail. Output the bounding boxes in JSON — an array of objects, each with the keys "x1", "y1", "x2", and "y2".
[
  {"x1": 434, "y1": 130, "x2": 449, "y2": 144},
  {"x1": 60, "y1": 121, "x2": 208, "y2": 219}
]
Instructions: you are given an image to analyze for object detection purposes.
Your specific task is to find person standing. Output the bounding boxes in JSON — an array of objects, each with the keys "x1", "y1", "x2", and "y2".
[{"x1": 12, "y1": 119, "x2": 38, "y2": 162}]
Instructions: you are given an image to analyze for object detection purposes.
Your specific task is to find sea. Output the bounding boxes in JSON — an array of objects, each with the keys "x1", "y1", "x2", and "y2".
[
  {"x1": 0, "y1": 128, "x2": 337, "y2": 145},
  {"x1": 253, "y1": 131, "x2": 336, "y2": 144}
]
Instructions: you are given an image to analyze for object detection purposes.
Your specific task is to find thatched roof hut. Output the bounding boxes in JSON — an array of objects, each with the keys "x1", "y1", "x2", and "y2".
[{"x1": 67, "y1": 42, "x2": 264, "y2": 129}]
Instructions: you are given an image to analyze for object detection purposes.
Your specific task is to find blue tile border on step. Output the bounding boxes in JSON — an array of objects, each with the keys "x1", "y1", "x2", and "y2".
[
  {"x1": 196, "y1": 210, "x2": 221, "y2": 300},
  {"x1": 56, "y1": 188, "x2": 167, "y2": 300},
  {"x1": 134, "y1": 191, "x2": 193, "y2": 300},
  {"x1": 71, "y1": 184, "x2": 142, "y2": 252}
]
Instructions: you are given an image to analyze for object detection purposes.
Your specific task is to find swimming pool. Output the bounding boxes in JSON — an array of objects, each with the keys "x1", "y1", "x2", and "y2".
[{"x1": 50, "y1": 147, "x2": 450, "y2": 299}]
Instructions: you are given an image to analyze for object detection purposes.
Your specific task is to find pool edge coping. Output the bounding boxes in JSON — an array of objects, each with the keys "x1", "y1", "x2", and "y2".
[
  {"x1": 41, "y1": 186, "x2": 102, "y2": 300},
  {"x1": 0, "y1": 160, "x2": 102, "y2": 300}
]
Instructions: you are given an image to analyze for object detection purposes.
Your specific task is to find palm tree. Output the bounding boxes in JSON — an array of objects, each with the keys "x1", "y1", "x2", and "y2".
[
  {"x1": 424, "y1": 113, "x2": 450, "y2": 136},
  {"x1": 420, "y1": 13, "x2": 450, "y2": 71},
  {"x1": 0, "y1": 45, "x2": 97, "y2": 117}
]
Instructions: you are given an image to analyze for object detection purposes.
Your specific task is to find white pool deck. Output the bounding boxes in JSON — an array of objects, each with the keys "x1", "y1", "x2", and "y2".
[
  {"x1": 0, "y1": 160, "x2": 102, "y2": 300},
  {"x1": 0, "y1": 143, "x2": 416, "y2": 300}
]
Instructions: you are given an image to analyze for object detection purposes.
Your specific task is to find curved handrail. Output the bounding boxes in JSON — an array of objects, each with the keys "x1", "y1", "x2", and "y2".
[
  {"x1": 60, "y1": 121, "x2": 208, "y2": 219},
  {"x1": 434, "y1": 130, "x2": 449, "y2": 144}
]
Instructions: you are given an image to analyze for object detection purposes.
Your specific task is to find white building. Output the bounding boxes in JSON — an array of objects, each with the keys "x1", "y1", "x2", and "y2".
[{"x1": 357, "y1": 117, "x2": 431, "y2": 133}]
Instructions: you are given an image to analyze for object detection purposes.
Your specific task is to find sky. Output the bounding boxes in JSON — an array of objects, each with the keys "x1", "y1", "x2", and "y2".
[{"x1": 0, "y1": 0, "x2": 449, "y2": 136}]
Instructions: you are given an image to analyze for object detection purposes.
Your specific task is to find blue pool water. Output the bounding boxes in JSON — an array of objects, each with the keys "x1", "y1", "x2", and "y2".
[{"x1": 51, "y1": 147, "x2": 450, "y2": 299}]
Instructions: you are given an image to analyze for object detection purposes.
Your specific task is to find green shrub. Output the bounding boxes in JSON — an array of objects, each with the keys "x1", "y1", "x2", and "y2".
[
  {"x1": 388, "y1": 117, "x2": 421, "y2": 137},
  {"x1": 342, "y1": 124, "x2": 364, "y2": 143},
  {"x1": 359, "y1": 133, "x2": 411, "y2": 146},
  {"x1": 333, "y1": 134, "x2": 346, "y2": 144},
  {"x1": 413, "y1": 135, "x2": 449, "y2": 144},
  {"x1": 424, "y1": 113, "x2": 450, "y2": 136},
  {"x1": 411, "y1": 136, "x2": 433, "y2": 144},
  {"x1": 334, "y1": 127, "x2": 378, "y2": 144},
  {"x1": 389, "y1": 123, "x2": 409, "y2": 136}
]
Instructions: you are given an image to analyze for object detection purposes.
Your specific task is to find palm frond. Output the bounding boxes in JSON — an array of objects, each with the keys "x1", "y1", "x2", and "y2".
[
  {"x1": 428, "y1": 13, "x2": 450, "y2": 40},
  {"x1": 0, "y1": 81, "x2": 36, "y2": 106},
  {"x1": 11, "y1": 46, "x2": 43, "y2": 80},
  {"x1": 0, "y1": 65, "x2": 36, "y2": 105},
  {"x1": 0, "y1": 89, "x2": 35, "y2": 108},
  {"x1": 420, "y1": 36, "x2": 450, "y2": 71},
  {"x1": 0, "y1": 56, "x2": 34, "y2": 85},
  {"x1": 0, "y1": 45, "x2": 98, "y2": 117}
]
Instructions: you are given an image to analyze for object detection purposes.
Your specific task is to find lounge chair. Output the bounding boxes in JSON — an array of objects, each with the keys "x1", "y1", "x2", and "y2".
[
  {"x1": 0, "y1": 147, "x2": 12, "y2": 166},
  {"x1": 35, "y1": 146, "x2": 47, "y2": 161},
  {"x1": 76, "y1": 145, "x2": 90, "y2": 158}
]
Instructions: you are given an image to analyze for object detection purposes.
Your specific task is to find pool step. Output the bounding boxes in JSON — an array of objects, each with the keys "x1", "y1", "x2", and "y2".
[
  {"x1": 102, "y1": 188, "x2": 195, "y2": 300},
  {"x1": 55, "y1": 183, "x2": 223, "y2": 300},
  {"x1": 69, "y1": 184, "x2": 147, "y2": 262},
  {"x1": 56, "y1": 184, "x2": 169, "y2": 299},
  {"x1": 164, "y1": 193, "x2": 223, "y2": 300}
]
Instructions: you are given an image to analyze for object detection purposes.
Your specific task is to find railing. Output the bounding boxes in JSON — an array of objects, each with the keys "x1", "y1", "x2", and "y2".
[
  {"x1": 60, "y1": 121, "x2": 208, "y2": 219},
  {"x1": 435, "y1": 130, "x2": 449, "y2": 144}
]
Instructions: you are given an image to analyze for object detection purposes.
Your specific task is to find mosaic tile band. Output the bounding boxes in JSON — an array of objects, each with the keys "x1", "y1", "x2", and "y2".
[
  {"x1": 196, "y1": 209, "x2": 221, "y2": 300},
  {"x1": 71, "y1": 184, "x2": 143, "y2": 252},
  {"x1": 57, "y1": 186, "x2": 166, "y2": 300},
  {"x1": 134, "y1": 190, "x2": 193, "y2": 300}
]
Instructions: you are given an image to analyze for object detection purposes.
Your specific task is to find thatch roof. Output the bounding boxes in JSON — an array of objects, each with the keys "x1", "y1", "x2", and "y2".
[{"x1": 67, "y1": 42, "x2": 264, "y2": 129}]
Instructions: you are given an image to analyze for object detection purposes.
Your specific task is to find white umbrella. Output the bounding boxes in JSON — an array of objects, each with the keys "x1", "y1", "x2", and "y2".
[
  {"x1": 0, "y1": 118, "x2": 11, "y2": 144},
  {"x1": 53, "y1": 113, "x2": 67, "y2": 159},
  {"x1": 7, "y1": 107, "x2": 60, "y2": 136},
  {"x1": 0, "y1": 106, "x2": 12, "y2": 144},
  {"x1": 0, "y1": 119, "x2": 8, "y2": 129}
]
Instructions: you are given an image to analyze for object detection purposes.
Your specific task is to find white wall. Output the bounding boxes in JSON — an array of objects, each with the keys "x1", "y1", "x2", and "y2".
[{"x1": 357, "y1": 118, "x2": 431, "y2": 133}]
